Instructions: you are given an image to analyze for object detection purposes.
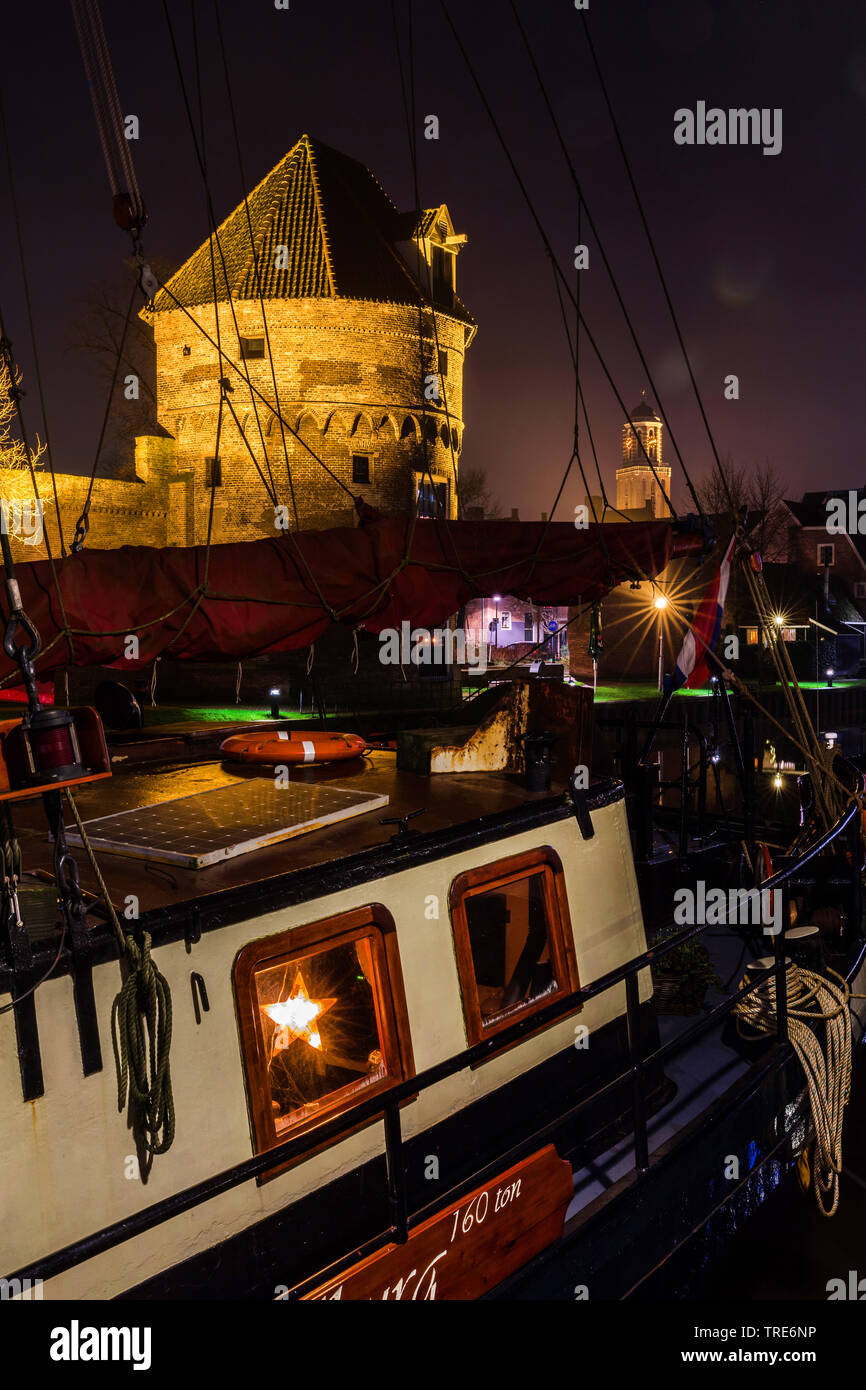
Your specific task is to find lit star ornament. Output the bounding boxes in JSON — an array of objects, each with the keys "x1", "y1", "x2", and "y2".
[{"x1": 265, "y1": 970, "x2": 337, "y2": 1052}]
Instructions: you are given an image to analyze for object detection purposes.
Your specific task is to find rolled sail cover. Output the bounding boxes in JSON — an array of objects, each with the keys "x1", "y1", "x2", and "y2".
[{"x1": 0, "y1": 516, "x2": 697, "y2": 676}]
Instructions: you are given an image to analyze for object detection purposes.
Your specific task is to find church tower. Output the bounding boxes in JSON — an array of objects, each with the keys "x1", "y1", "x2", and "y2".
[
  {"x1": 143, "y1": 134, "x2": 476, "y2": 541},
  {"x1": 615, "y1": 391, "x2": 672, "y2": 518}
]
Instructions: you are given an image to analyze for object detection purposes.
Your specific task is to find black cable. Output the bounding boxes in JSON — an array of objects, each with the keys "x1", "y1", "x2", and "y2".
[
  {"x1": 509, "y1": 0, "x2": 705, "y2": 521},
  {"x1": 212, "y1": 0, "x2": 300, "y2": 527},
  {"x1": 0, "y1": 85, "x2": 67, "y2": 555},
  {"x1": 436, "y1": 0, "x2": 677, "y2": 521},
  {"x1": 578, "y1": 12, "x2": 734, "y2": 517},
  {"x1": 72, "y1": 274, "x2": 141, "y2": 550}
]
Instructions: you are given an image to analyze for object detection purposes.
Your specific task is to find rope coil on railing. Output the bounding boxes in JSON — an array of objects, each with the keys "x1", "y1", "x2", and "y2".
[{"x1": 734, "y1": 959, "x2": 851, "y2": 1217}]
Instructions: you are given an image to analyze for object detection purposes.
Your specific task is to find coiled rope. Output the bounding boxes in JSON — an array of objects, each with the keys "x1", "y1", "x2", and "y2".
[
  {"x1": 734, "y1": 960, "x2": 851, "y2": 1217},
  {"x1": 64, "y1": 790, "x2": 175, "y2": 1156}
]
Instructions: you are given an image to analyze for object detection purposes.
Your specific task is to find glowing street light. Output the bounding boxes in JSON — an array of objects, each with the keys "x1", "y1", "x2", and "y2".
[{"x1": 653, "y1": 592, "x2": 668, "y2": 689}]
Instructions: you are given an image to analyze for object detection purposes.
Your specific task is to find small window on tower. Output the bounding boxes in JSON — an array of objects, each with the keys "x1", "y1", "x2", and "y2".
[
  {"x1": 240, "y1": 336, "x2": 265, "y2": 360},
  {"x1": 438, "y1": 350, "x2": 448, "y2": 377},
  {"x1": 205, "y1": 457, "x2": 222, "y2": 488},
  {"x1": 818, "y1": 544, "x2": 835, "y2": 568},
  {"x1": 352, "y1": 455, "x2": 371, "y2": 485}
]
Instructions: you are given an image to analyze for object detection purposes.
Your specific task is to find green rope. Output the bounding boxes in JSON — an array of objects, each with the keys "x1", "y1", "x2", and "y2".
[
  {"x1": 63, "y1": 790, "x2": 175, "y2": 1156},
  {"x1": 111, "y1": 932, "x2": 175, "y2": 1154}
]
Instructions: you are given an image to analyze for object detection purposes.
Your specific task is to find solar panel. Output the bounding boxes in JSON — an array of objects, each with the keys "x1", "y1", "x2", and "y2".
[{"x1": 65, "y1": 779, "x2": 389, "y2": 869}]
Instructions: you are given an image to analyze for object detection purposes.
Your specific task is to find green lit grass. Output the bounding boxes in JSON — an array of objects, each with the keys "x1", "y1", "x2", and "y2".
[{"x1": 141, "y1": 706, "x2": 347, "y2": 727}]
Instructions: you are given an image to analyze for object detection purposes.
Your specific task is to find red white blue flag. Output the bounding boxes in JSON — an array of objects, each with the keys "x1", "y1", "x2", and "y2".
[{"x1": 667, "y1": 535, "x2": 736, "y2": 691}]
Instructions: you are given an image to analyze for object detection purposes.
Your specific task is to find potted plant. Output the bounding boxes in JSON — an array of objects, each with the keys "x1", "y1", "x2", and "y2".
[{"x1": 651, "y1": 926, "x2": 723, "y2": 1016}]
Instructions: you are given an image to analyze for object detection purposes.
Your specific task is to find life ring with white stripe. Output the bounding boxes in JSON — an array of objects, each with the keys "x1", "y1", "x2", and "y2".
[{"x1": 219, "y1": 731, "x2": 368, "y2": 766}]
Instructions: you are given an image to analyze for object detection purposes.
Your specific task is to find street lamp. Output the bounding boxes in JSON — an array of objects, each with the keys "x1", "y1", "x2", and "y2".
[
  {"x1": 653, "y1": 593, "x2": 668, "y2": 692},
  {"x1": 826, "y1": 667, "x2": 834, "y2": 688},
  {"x1": 492, "y1": 594, "x2": 502, "y2": 649}
]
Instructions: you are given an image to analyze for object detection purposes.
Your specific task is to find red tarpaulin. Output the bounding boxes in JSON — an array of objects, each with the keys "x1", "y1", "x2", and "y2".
[{"x1": 0, "y1": 516, "x2": 700, "y2": 678}]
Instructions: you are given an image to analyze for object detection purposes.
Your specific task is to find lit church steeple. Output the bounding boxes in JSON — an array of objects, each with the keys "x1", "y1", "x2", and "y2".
[{"x1": 615, "y1": 391, "x2": 672, "y2": 518}]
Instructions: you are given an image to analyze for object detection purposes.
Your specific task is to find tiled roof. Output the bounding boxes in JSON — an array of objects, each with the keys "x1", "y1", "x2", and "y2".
[{"x1": 151, "y1": 134, "x2": 474, "y2": 324}]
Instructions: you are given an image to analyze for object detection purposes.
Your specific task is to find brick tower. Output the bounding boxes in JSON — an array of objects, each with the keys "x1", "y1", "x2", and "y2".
[{"x1": 144, "y1": 134, "x2": 476, "y2": 540}]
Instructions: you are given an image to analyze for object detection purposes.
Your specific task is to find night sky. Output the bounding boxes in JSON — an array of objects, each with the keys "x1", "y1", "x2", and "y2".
[{"x1": 1, "y1": 0, "x2": 864, "y2": 521}]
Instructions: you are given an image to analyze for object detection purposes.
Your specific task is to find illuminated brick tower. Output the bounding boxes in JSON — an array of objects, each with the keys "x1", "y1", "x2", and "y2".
[
  {"x1": 144, "y1": 133, "x2": 476, "y2": 540},
  {"x1": 615, "y1": 391, "x2": 671, "y2": 518}
]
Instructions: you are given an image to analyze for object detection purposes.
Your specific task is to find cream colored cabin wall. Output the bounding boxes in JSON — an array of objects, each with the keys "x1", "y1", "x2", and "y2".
[{"x1": 0, "y1": 798, "x2": 649, "y2": 1298}]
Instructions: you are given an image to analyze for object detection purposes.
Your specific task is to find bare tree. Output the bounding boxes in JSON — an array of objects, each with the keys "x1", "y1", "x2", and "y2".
[
  {"x1": 66, "y1": 258, "x2": 174, "y2": 478},
  {"x1": 458, "y1": 465, "x2": 502, "y2": 519},
  {"x1": 696, "y1": 457, "x2": 788, "y2": 561},
  {"x1": 0, "y1": 364, "x2": 46, "y2": 475}
]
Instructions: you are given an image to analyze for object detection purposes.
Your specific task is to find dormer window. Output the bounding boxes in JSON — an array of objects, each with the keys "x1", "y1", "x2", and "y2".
[{"x1": 431, "y1": 245, "x2": 455, "y2": 307}]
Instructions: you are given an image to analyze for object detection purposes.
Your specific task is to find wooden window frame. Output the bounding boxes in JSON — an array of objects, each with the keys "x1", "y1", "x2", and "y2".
[
  {"x1": 233, "y1": 905, "x2": 414, "y2": 1171},
  {"x1": 448, "y1": 846, "x2": 580, "y2": 1050}
]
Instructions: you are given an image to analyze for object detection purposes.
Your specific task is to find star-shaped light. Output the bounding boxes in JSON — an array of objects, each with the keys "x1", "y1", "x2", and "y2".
[{"x1": 265, "y1": 970, "x2": 336, "y2": 1052}]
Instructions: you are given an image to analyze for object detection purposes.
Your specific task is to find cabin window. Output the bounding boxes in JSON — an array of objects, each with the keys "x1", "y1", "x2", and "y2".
[
  {"x1": 240, "y1": 336, "x2": 265, "y2": 360},
  {"x1": 234, "y1": 906, "x2": 413, "y2": 1158},
  {"x1": 352, "y1": 454, "x2": 371, "y2": 485},
  {"x1": 745, "y1": 627, "x2": 759, "y2": 646},
  {"x1": 449, "y1": 847, "x2": 579, "y2": 1047}
]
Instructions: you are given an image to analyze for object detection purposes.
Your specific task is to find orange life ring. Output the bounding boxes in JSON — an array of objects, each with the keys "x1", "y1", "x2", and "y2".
[{"x1": 219, "y1": 731, "x2": 368, "y2": 766}]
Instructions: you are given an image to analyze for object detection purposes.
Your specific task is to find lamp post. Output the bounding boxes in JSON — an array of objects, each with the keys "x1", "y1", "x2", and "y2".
[
  {"x1": 492, "y1": 594, "x2": 502, "y2": 649},
  {"x1": 653, "y1": 594, "x2": 668, "y2": 692}
]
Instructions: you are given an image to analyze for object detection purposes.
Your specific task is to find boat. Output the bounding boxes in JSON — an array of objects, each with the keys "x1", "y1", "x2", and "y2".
[{"x1": 0, "y1": 1, "x2": 863, "y2": 1307}]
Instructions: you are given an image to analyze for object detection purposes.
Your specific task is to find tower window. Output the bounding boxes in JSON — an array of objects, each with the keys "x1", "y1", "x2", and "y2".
[
  {"x1": 431, "y1": 245, "x2": 454, "y2": 306},
  {"x1": 205, "y1": 457, "x2": 222, "y2": 488},
  {"x1": 352, "y1": 455, "x2": 371, "y2": 485},
  {"x1": 818, "y1": 544, "x2": 835, "y2": 567},
  {"x1": 239, "y1": 336, "x2": 265, "y2": 360},
  {"x1": 438, "y1": 350, "x2": 448, "y2": 377},
  {"x1": 415, "y1": 475, "x2": 449, "y2": 519}
]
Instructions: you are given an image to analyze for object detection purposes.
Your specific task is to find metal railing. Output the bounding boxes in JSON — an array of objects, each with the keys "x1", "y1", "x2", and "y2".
[{"x1": 3, "y1": 793, "x2": 861, "y2": 1298}]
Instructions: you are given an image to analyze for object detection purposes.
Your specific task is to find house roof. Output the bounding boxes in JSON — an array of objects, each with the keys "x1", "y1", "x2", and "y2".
[
  {"x1": 740, "y1": 562, "x2": 864, "y2": 628},
  {"x1": 784, "y1": 490, "x2": 866, "y2": 566},
  {"x1": 150, "y1": 134, "x2": 474, "y2": 325}
]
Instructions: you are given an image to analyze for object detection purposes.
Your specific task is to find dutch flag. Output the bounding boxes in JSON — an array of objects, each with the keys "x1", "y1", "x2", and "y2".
[{"x1": 667, "y1": 535, "x2": 736, "y2": 691}]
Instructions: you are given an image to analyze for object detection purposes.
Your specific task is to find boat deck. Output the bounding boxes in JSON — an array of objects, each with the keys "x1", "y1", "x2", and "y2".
[{"x1": 11, "y1": 750, "x2": 563, "y2": 916}]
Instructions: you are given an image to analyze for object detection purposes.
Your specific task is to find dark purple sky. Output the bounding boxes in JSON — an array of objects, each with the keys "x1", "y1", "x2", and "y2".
[{"x1": 1, "y1": 0, "x2": 864, "y2": 520}]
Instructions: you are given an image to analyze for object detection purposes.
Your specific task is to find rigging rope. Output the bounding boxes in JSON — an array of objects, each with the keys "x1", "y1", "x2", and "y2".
[
  {"x1": 509, "y1": 0, "x2": 705, "y2": 522},
  {"x1": 437, "y1": 0, "x2": 677, "y2": 523},
  {"x1": 70, "y1": 0, "x2": 146, "y2": 233},
  {"x1": 64, "y1": 789, "x2": 175, "y2": 1157},
  {"x1": 734, "y1": 959, "x2": 851, "y2": 1218},
  {"x1": 576, "y1": 11, "x2": 734, "y2": 518}
]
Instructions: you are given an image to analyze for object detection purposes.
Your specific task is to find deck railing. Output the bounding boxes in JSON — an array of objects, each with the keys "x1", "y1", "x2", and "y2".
[{"x1": 3, "y1": 791, "x2": 861, "y2": 1298}]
